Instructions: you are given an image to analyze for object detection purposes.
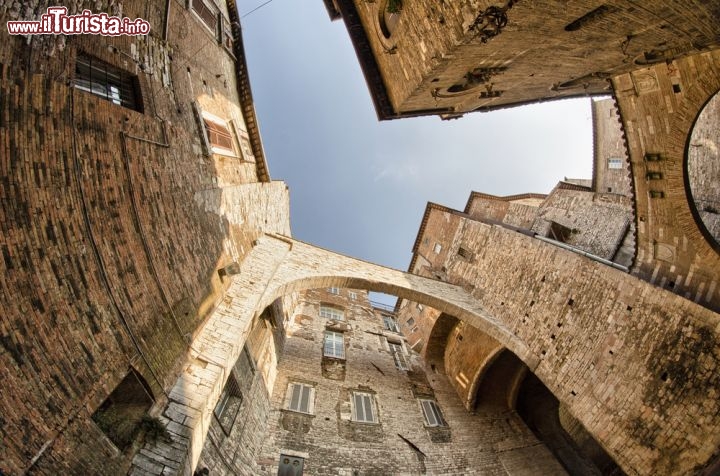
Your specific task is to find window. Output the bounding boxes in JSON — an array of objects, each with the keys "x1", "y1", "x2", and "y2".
[
  {"x1": 406, "y1": 318, "x2": 415, "y2": 327},
  {"x1": 416, "y1": 303, "x2": 424, "y2": 311},
  {"x1": 323, "y1": 330, "x2": 345, "y2": 359},
  {"x1": 278, "y1": 454, "x2": 305, "y2": 475},
  {"x1": 608, "y1": 157, "x2": 623, "y2": 169},
  {"x1": 349, "y1": 292, "x2": 357, "y2": 300},
  {"x1": 286, "y1": 383, "x2": 315, "y2": 414},
  {"x1": 433, "y1": 243, "x2": 442, "y2": 254},
  {"x1": 319, "y1": 305, "x2": 344, "y2": 321},
  {"x1": 91, "y1": 368, "x2": 154, "y2": 449},
  {"x1": 190, "y1": 0, "x2": 219, "y2": 34},
  {"x1": 75, "y1": 53, "x2": 142, "y2": 112},
  {"x1": 412, "y1": 326, "x2": 419, "y2": 333},
  {"x1": 214, "y1": 374, "x2": 243, "y2": 435},
  {"x1": 328, "y1": 287, "x2": 340, "y2": 295},
  {"x1": 352, "y1": 392, "x2": 377, "y2": 423},
  {"x1": 220, "y1": 18, "x2": 234, "y2": 55},
  {"x1": 203, "y1": 117, "x2": 235, "y2": 154},
  {"x1": 383, "y1": 315, "x2": 400, "y2": 333},
  {"x1": 239, "y1": 131, "x2": 255, "y2": 161},
  {"x1": 389, "y1": 342, "x2": 409, "y2": 370},
  {"x1": 457, "y1": 247, "x2": 472, "y2": 260},
  {"x1": 419, "y1": 399, "x2": 446, "y2": 427}
]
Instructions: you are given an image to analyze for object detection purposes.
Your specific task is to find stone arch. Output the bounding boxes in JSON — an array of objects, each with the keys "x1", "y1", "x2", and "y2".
[
  {"x1": 131, "y1": 235, "x2": 536, "y2": 474},
  {"x1": 132, "y1": 233, "x2": 720, "y2": 476},
  {"x1": 615, "y1": 52, "x2": 720, "y2": 310}
]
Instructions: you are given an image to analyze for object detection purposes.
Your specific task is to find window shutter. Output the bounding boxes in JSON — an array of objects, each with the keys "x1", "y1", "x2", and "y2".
[
  {"x1": 363, "y1": 395, "x2": 374, "y2": 422},
  {"x1": 354, "y1": 393, "x2": 365, "y2": 421},
  {"x1": 290, "y1": 384, "x2": 301, "y2": 411},
  {"x1": 300, "y1": 385, "x2": 311, "y2": 413}
]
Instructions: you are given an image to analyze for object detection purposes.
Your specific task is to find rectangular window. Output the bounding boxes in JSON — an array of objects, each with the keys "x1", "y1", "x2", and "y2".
[
  {"x1": 220, "y1": 18, "x2": 234, "y2": 54},
  {"x1": 323, "y1": 331, "x2": 345, "y2": 359},
  {"x1": 349, "y1": 292, "x2": 357, "y2": 300},
  {"x1": 389, "y1": 342, "x2": 409, "y2": 370},
  {"x1": 328, "y1": 287, "x2": 340, "y2": 295},
  {"x1": 286, "y1": 383, "x2": 314, "y2": 414},
  {"x1": 239, "y1": 131, "x2": 255, "y2": 161},
  {"x1": 190, "y1": 0, "x2": 219, "y2": 34},
  {"x1": 319, "y1": 305, "x2": 344, "y2": 321},
  {"x1": 607, "y1": 157, "x2": 623, "y2": 169},
  {"x1": 278, "y1": 455, "x2": 305, "y2": 475},
  {"x1": 383, "y1": 315, "x2": 400, "y2": 333},
  {"x1": 417, "y1": 303, "x2": 424, "y2": 311},
  {"x1": 203, "y1": 118, "x2": 235, "y2": 154},
  {"x1": 433, "y1": 243, "x2": 442, "y2": 254},
  {"x1": 214, "y1": 373, "x2": 243, "y2": 435},
  {"x1": 419, "y1": 399, "x2": 446, "y2": 427},
  {"x1": 352, "y1": 392, "x2": 377, "y2": 423},
  {"x1": 457, "y1": 247, "x2": 472, "y2": 260},
  {"x1": 75, "y1": 53, "x2": 142, "y2": 112},
  {"x1": 406, "y1": 318, "x2": 415, "y2": 327}
]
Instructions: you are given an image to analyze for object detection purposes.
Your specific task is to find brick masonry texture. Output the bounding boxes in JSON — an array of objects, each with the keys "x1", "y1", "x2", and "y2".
[
  {"x1": 1, "y1": 1, "x2": 720, "y2": 475},
  {"x1": 397, "y1": 207, "x2": 720, "y2": 475},
  {"x1": 614, "y1": 50, "x2": 720, "y2": 311},
  {"x1": 337, "y1": 0, "x2": 720, "y2": 118},
  {"x1": 252, "y1": 288, "x2": 566, "y2": 476},
  {"x1": 0, "y1": 1, "x2": 285, "y2": 473}
]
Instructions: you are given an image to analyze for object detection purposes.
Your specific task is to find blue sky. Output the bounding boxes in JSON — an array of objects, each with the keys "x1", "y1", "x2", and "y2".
[{"x1": 238, "y1": 1, "x2": 593, "y2": 301}]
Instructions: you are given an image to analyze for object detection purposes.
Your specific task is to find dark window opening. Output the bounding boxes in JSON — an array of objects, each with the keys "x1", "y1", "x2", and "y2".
[
  {"x1": 214, "y1": 373, "x2": 243, "y2": 435},
  {"x1": 91, "y1": 368, "x2": 154, "y2": 450},
  {"x1": 75, "y1": 53, "x2": 143, "y2": 112},
  {"x1": 457, "y1": 247, "x2": 472, "y2": 260},
  {"x1": 649, "y1": 190, "x2": 665, "y2": 199},
  {"x1": 549, "y1": 221, "x2": 573, "y2": 243},
  {"x1": 646, "y1": 172, "x2": 663, "y2": 180}
]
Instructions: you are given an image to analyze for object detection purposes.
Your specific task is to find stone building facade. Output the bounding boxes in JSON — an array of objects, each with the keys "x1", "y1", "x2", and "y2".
[
  {"x1": 325, "y1": 0, "x2": 720, "y2": 119},
  {"x1": 239, "y1": 287, "x2": 567, "y2": 475},
  {"x1": 0, "y1": 0, "x2": 288, "y2": 474}
]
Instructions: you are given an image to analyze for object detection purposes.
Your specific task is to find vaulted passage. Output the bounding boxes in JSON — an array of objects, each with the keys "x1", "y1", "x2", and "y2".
[{"x1": 132, "y1": 233, "x2": 720, "y2": 475}]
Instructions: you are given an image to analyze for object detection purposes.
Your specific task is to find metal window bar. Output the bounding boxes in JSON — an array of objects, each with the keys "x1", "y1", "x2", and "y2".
[{"x1": 75, "y1": 54, "x2": 140, "y2": 111}]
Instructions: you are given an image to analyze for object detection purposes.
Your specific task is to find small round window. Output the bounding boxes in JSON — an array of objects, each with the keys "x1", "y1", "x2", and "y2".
[{"x1": 687, "y1": 89, "x2": 720, "y2": 247}]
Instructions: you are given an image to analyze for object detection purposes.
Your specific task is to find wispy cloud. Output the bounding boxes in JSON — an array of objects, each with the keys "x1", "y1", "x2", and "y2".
[{"x1": 372, "y1": 159, "x2": 420, "y2": 183}]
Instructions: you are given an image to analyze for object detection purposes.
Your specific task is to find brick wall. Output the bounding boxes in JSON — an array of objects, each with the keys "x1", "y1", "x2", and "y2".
[
  {"x1": 257, "y1": 288, "x2": 565, "y2": 475},
  {"x1": 0, "y1": 1, "x2": 287, "y2": 473},
  {"x1": 399, "y1": 207, "x2": 720, "y2": 474},
  {"x1": 614, "y1": 50, "x2": 720, "y2": 311},
  {"x1": 338, "y1": 0, "x2": 720, "y2": 118}
]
